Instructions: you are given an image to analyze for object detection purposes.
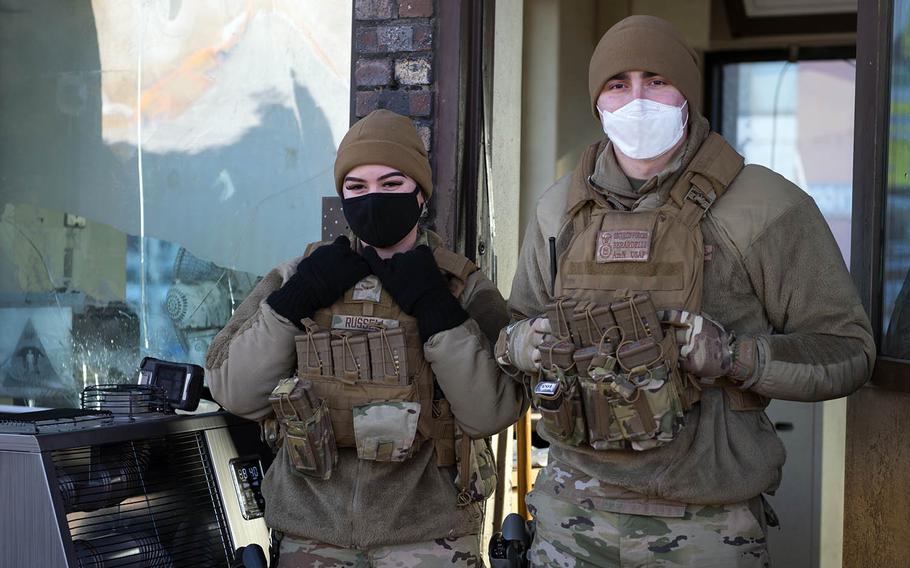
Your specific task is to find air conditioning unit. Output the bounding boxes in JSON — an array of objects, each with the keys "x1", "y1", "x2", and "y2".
[{"x1": 0, "y1": 405, "x2": 272, "y2": 567}]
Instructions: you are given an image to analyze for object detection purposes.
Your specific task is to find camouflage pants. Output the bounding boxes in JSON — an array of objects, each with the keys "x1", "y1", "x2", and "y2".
[
  {"x1": 526, "y1": 490, "x2": 769, "y2": 568},
  {"x1": 277, "y1": 534, "x2": 484, "y2": 568}
]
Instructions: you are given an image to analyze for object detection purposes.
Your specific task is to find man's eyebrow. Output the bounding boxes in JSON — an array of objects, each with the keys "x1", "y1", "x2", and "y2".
[
  {"x1": 378, "y1": 171, "x2": 406, "y2": 180},
  {"x1": 344, "y1": 176, "x2": 366, "y2": 183},
  {"x1": 607, "y1": 71, "x2": 662, "y2": 81}
]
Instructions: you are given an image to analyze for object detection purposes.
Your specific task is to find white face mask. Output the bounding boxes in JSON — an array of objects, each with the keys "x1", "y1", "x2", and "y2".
[{"x1": 599, "y1": 98, "x2": 688, "y2": 160}]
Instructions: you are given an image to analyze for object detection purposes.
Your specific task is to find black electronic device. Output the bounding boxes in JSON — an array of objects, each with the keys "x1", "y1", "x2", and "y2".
[
  {"x1": 489, "y1": 513, "x2": 533, "y2": 568},
  {"x1": 230, "y1": 456, "x2": 266, "y2": 520},
  {"x1": 138, "y1": 357, "x2": 204, "y2": 411}
]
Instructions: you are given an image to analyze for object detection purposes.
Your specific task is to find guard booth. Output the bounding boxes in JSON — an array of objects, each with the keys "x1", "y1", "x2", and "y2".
[{"x1": 1, "y1": 1, "x2": 908, "y2": 567}]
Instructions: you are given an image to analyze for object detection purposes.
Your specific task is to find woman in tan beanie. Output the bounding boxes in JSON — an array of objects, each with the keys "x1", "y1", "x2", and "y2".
[
  {"x1": 206, "y1": 109, "x2": 527, "y2": 567},
  {"x1": 499, "y1": 13, "x2": 872, "y2": 568}
]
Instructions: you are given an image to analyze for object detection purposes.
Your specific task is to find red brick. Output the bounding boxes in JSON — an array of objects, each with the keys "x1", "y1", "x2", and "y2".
[
  {"x1": 355, "y1": 0, "x2": 396, "y2": 20},
  {"x1": 355, "y1": 90, "x2": 380, "y2": 117},
  {"x1": 408, "y1": 90, "x2": 432, "y2": 117},
  {"x1": 355, "y1": 26, "x2": 379, "y2": 53},
  {"x1": 355, "y1": 59, "x2": 392, "y2": 87},
  {"x1": 400, "y1": 0, "x2": 433, "y2": 17},
  {"x1": 412, "y1": 22, "x2": 433, "y2": 51}
]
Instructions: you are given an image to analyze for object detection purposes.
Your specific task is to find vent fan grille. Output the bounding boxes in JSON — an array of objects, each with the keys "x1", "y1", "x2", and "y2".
[{"x1": 52, "y1": 432, "x2": 233, "y2": 567}]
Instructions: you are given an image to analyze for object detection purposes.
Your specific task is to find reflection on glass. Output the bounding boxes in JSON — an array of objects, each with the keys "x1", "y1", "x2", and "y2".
[
  {"x1": 0, "y1": 2, "x2": 352, "y2": 406},
  {"x1": 720, "y1": 59, "x2": 856, "y2": 264},
  {"x1": 882, "y1": 0, "x2": 910, "y2": 358}
]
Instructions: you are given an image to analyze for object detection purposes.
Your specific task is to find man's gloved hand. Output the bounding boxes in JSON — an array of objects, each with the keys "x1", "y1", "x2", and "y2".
[
  {"x1": 662, "y1": 310, "x2": 734, "y2": 379},
  {"x1": 362, "y1": 245, "x2": 468, "y2": 341},
  {"x1": 495, "y1": 317, "x2": 552, "y2": 373},
  {"x1": 267, "y1": 236, "x2": 370, "y2": 329}
]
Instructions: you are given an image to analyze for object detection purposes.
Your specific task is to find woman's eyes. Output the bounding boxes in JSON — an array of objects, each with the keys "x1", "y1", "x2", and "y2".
[
  {"x1": 345, "y1": 184, "x2": 366, "y2": 191},
  {"x1": 383, "y1": 180, "x2": 403, "y2": 188}
]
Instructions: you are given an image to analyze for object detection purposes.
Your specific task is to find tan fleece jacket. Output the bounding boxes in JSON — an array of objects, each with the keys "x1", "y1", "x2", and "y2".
[
  {"x1": 510, "y1": 118, "x2": 875, "y2": 506},
  {"x1": 206, "y1": 231, "x2": 527, "y2": 548}
]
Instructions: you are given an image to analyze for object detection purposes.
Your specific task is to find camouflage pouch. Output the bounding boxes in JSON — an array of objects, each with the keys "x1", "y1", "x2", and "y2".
[
  {"x1": 629, "y1": 365, "x2": 685, "y2": 450},
  {"x1": 533, "y1": 370, "x2": 586, "y2": 446},
  {"x1": 577, "y1": 355, "x2": 626, "y2": 450},
  {"x1": 576, "y1": 332, "x2": 686, "y2": 451},
  {"x1": 269, "y1": 377, "x2": 338, "y2": 480},
  {"x1": 352, "y1": 401, "x2": 421, "y2": 462},
  {"x1": 453, "y1": 433, "x2": 498, "y2": 505},
  {"x1": 284, "y1": 400, "x2": 337, "y2": 480}
]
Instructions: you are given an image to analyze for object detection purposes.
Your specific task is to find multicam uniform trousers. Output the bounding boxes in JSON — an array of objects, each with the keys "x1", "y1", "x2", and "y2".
[
  {"x1": 278, "y1": 534, "x2": 484, "y2": 568},
  {"x1": 526, "y1": 490, "x2": 770, "y2": 568}
]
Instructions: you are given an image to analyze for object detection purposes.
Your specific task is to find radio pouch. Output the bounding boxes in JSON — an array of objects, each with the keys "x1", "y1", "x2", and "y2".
[{"x1": 269, "y1": 377, "x2": 338, "y2": 480}]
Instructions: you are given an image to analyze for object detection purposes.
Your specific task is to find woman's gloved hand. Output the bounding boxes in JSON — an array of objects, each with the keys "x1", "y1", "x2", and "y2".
[
  {"x1": 363, "y1": 245, "x2": 468, "y2": 341},
  {"x1": 267, "y1": 236, "x2": 370, "y2": 329}
]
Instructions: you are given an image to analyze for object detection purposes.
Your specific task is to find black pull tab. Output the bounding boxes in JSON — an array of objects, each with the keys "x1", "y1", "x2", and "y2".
[{"x1": 774, "y1": 422, "x2": 794, "y2": 432}]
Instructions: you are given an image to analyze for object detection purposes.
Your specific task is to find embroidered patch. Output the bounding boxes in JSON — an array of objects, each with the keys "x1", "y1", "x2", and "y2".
[
  {"x1": 596, "y1": 230, "x2": 651, "y2": 263},
  {"x1": 331, "y1": 314, "x2": 399, "y2": 331},
  {"x1": 352, "y1": 275, "x2": 383, "y2": 303}
]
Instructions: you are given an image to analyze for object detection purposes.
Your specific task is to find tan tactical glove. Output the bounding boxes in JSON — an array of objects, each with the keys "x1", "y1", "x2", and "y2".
[
  {"x1": 662, "y1": 310, "x2": 758, "y2": 382},
  {"x1": 662, "y1": 310, "x2": 733, "y2": 379},
  {"x1": 495, "y1": 317, "x2": 552, "y2": 373}
]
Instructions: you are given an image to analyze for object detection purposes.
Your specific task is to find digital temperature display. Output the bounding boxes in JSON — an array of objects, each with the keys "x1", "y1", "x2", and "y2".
[{"x1": 229, "y1": 456, "x2": 266, "y2": 520}]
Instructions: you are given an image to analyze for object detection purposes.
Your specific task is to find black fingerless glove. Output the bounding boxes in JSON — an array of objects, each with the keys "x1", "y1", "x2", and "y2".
[
  {"x1": 267, "y1": 236, "x2": 370, "y2": 329},
  {"x1": 363, "y1": 245, "x2": 468, "y2": 341}
]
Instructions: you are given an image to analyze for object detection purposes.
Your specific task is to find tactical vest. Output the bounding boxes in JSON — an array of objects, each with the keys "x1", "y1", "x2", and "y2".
[
  {"x1": 297, "y1": 243, "x2": 477, "y2": 468},
  {"x1": 536, "y1": 134, "x2": 767, "y2": 452}
]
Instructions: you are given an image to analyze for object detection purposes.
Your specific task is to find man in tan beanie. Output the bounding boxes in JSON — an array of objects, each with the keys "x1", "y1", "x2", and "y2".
[
  {"x1": 206, "y1": 109, "x2": 527, "y2": 566},
  {"x1": 498, "y1": 15, "x2": 873, "y2": 566}
]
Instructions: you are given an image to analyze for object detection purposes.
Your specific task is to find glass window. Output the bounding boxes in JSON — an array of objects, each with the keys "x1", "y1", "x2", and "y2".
[
  {"x1": 720, "y1": 58, "x2": 856, "y2": 264},
  {"x1": 881, "y1": 0, "x2": 910, "y2": 358},
  {"x1": 0, "y1": 2, "x2": 352, "y2": 407}
]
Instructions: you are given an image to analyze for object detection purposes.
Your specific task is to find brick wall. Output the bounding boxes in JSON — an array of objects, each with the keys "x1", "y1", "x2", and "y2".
[
  {"x1": 346, "y1": 0, "x2": 463, "y2": 248},
  {"x1": 351, "y1": 0, "x2": 436, "y2": 152}
]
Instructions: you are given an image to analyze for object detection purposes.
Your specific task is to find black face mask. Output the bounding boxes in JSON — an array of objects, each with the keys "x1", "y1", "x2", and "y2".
[{"x1": 342, "y1": 188, "x2": 422, "y2": 248}]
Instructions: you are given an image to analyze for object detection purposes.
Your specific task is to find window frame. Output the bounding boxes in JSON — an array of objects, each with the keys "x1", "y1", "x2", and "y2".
[{"x1": 852, "y1": 0, "x2": 910, "y2": 391}]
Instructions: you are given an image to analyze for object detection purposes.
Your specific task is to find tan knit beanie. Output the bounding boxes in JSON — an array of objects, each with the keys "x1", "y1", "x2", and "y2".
[
  {"x1": 588, "y1": 15, "x2": 701, "y2": 118},
  {"x1": 334, "y1": 109, "x2": 433, "y2": 198}
]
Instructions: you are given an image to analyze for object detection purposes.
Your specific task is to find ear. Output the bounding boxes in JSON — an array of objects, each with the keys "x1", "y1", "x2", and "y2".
[{"x1": 416, "y1": 190, "x2": 426, "y2": 206}]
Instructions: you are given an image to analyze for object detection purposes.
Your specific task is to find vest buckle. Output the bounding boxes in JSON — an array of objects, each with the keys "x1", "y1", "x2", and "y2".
[{"x1": 685, "y1": 185, "x2": 715, "y2": 211}]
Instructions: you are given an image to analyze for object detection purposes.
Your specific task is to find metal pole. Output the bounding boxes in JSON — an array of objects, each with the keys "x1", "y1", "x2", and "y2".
[{"x1": 516, "y1": 410, "x2": 532, "y2": 519}]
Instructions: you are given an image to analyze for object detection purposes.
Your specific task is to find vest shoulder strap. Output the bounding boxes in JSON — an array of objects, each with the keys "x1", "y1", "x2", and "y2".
[
  {"x1": 433, "y1": 247, "x2": 478, "y2": 299},
  {"x1": 303, "y1": 240, "x2": 334, "y2": 258},
  {"x1": 669, "y1": 133, "x2": 745, "y2": 226}
]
